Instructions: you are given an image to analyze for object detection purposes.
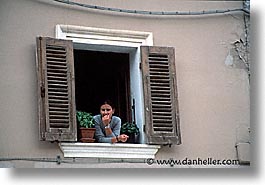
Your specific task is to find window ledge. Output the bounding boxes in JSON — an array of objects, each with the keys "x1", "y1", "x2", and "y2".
[{"x1": 59, "y1": 142, "x2": 160, "y2": 159}]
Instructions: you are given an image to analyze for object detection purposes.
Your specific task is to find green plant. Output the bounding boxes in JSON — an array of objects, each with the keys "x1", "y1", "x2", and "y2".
[
  {"x1": 76, "y1": 111, "x2": 95, "y2": 128},
  {"x1": 121, "y1": 122, "x2": 140, "y2": 135}
]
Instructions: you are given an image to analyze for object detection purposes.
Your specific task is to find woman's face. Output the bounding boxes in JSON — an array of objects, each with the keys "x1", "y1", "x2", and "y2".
[{"x1": 100, "y1": 104, "x2": 114, "y2": 117}]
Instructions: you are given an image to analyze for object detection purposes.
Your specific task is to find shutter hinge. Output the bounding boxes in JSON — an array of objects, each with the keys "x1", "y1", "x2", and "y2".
[
  {"x1": 41, "y1": 132, "x2": 45, "y2": 140},
  {"x1": 162, "y1": 137, "x2": 172, "y2": 147},
  {"x1": 56, "y1": 155, "x2": 61, "y2": 165},
  {"x1": 167, "y1": 139, "x2": 172, "y2": 147},
  {"x1": 41, "y1": 86, "x2": 45, "y2": 97},
  {"x1": 139, "y1": 62, "x2": 142, "y2": 70},
  {"x1": 58, "y1": 129, "x2": 62, "y2": 137}
]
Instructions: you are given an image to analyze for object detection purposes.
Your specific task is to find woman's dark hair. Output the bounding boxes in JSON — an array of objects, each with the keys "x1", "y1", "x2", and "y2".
[{"x1": 100, "y1": 99, "x2": 115, "y2": 109}]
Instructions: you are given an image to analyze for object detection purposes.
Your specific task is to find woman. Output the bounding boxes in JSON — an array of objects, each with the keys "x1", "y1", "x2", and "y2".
[{"x1": 94, "y1": 100, "x2": 129, "y2": 143}]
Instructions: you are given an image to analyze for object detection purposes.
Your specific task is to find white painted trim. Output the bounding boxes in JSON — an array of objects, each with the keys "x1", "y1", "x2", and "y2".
[
  {"x1": 59, "y1": 143, "x2": 160, "y2": 159},
  {"x1": 56, "y1": 24, "x2": 153, "y2": 47}
]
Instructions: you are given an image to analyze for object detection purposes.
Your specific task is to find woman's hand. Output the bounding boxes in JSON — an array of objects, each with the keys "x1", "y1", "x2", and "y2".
[
  {"x1": 102, "y1": 114, "x2": 110, "y2": 126},
  {"x1": 118, "y1": 134, "x2": 129, "y2": 142}
]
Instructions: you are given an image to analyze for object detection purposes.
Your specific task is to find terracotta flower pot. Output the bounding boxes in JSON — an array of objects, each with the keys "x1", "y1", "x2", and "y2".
[{"x1": 80, "y1": 128, "x2": 96, "y2": 142}]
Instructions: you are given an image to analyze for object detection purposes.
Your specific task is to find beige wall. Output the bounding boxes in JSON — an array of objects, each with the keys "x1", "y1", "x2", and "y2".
[{"x1": 0, "y1": 0, "x2": 249, "y2": 167}]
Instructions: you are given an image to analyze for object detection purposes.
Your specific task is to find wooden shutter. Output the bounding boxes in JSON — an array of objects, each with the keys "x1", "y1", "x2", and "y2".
[
  {"x1": 36, "y1": 37, "x2": 77, "y2": 142},
  {"x1": 141, "y1": 46, "x2": 181, "y2": 145}
]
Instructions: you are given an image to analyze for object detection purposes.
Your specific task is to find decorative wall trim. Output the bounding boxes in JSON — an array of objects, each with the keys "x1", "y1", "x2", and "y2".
[
  {"x1": 56, "y1": 24, "x2": 153, "y2": 47},
  {"x1": 59, "y1": 143, "x2": 160, "y2": 159}
]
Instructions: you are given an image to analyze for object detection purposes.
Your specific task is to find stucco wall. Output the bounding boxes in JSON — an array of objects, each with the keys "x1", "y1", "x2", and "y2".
[{"x1": 0, "y1": 0, "x2": 249, "y2": 167}]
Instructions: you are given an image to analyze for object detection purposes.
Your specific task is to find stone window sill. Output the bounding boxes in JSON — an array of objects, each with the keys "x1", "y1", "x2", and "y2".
[{"x1": 59, "y1": 142, "x2": 160, "y2": 159}]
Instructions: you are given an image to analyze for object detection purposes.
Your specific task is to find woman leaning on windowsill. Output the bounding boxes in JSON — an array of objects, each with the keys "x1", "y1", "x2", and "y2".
[{"x1": 94, "y1": 100, "x2": 129, "y2": 143}]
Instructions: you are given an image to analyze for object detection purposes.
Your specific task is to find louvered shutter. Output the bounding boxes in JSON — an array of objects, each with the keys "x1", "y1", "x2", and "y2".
[
  {"x1": 141, "y1": 46, "x2": 181, "y2": 145},
  {"x1": 36, "y1": 37, "x2": 77, "y2": 142}
]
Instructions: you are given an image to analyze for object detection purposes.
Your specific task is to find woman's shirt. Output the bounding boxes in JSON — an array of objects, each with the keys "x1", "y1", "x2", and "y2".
[{"x1": 93, "y1": 114, "x2": 121, "y2": 143}]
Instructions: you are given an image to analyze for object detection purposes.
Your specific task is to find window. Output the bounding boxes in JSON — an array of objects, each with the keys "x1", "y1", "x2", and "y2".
[
  {"x1": 74, "y1": 50, "x2": 131, "y2": 124},
  {"x1": 36, "y1": 25, "x2": 181, "y2": 148}
]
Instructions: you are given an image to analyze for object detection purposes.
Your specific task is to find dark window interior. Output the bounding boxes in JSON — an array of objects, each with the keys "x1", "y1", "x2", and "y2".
[{"x1": 74, "y1": 49, "x2": 131, "y2": 123}]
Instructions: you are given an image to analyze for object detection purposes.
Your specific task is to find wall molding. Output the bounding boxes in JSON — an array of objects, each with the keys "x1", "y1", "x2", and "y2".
[
  {"x1": 56, "y1": 24, "x2": 153, "y2": 47},
  {"x1": 59, "y1": 143, "x2": 160, "y2": 159}
]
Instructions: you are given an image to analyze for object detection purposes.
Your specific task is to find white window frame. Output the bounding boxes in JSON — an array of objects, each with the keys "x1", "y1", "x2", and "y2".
[{"x1": 56, "y1": 24, "x2": 160, "y2": 159}]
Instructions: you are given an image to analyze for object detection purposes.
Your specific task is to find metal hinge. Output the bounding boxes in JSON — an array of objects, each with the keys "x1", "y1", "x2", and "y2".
[
  {"x1": 41, "y1": 132, "x2": 45, "y2": 140},
  {"x1": 41, "y1": 86, "x2": 45, "y2": 97}
]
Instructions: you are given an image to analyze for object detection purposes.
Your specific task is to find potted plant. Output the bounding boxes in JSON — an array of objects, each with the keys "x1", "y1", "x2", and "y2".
[
  {"x1": 120, "y1": 122, "x2": 140, "y2": 143},
  {"x1": 76, "y1": 111, "x2": 96, "y2": 143}
]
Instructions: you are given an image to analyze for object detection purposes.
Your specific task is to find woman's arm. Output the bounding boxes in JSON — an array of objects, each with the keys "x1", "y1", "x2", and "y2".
[
  {"x1": 94, "y1": 116, "x2": 120, "y2": 143},
  {"x1": 111, "y1": 117, "x2": 121, "y2": 137},
  {"x1": 93, "y1": 115, "x2": 112, "y2": 143}
]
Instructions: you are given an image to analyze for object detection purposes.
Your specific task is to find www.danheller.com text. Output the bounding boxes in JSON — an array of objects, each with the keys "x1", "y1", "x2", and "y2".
[{"x1": 145, "y1": 157, "x2": 239, "y2": 167}]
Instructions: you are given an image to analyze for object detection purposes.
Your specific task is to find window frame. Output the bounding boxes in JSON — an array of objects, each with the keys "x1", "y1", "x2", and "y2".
[
  {"x1": 56, "y1": 24, "x2": 154, "y2": 144},
  {"x1": 36, "y1": 25, "x2": 181, "y2": 159}
]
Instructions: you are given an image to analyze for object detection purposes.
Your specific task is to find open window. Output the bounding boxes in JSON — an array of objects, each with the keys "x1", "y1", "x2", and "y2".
[
  {"x1": 74, "y1": 49, "x2": 131, "y2": 124},
  {"x1": 36, "y1": 37, "x2": 181, "y2": 145}
]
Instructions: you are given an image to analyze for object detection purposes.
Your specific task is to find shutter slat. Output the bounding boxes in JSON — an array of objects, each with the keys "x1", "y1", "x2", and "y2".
[
  {"x1": 47, "y1": 60, "x2": 68, "y2": 66},
  {"x1": 48, "y1": 95, "x2": 69, "y2": 100},
  {"x1": 151, "y1": 97, "x2": 171, "y2": 100},
  {"x1": 46, "y1": 56, "x2": 66, "y2": 61},
  {"x1": 47, "y1": 68, "x2": 67, "y2": 73},
  {"x1": 150, "y1": 82, "x2": 170, "y2": 86},
  {"x1": 153, "y1": 127, "x2": 173, "y2": 132},
  {"x1": 46, "y1": 72, "x2": 67, "y2": 77},
  {"x1": 151, "y1": 86, "x2": 170, "y2": 90},
  {"x1": 153, "y1": 123, "x2": 173, "y2": 127},
  {"x1": 151, "y1": 100, "x2": 171, "y2": 104},
  {"x1": 49, "y1": 110, "x2": 69, "y2": 115},
  {"x1": 47, "y1": 87, "x2": 68, "y2": 92},
  {"x1": 151, "y1": 89, "x2": 171, "y2": 93},
  {"x1": 48, "y1": 100, "x2": 69, "y2": 104},
  {"x1": 48, "y1": 83, "x2": 68, "y2": 88},
  {"x1": 150, "y1": 78, "x2": 170, "y2": 82},
  {"x1": 50, "y1": 123, "x2": 69, "y2": 128},
  {"x1": 150, "y1": 93, "x2": 170, "y2": 98},
  {"x1": 47, "y1": 64, "x2": 67, "y2": 70},
  {"x1": 152, "y1": 111, "x2": 172, "y2": 115},
  {"x1": 49, "y1": 107, "x2": 69, "y2": 112},
  {"x1": 153, "y1": 108, "x2": 172, "y2": 112},
  {"x1": 48, "y1": 76, "x2": 68, "y2": 80},
  {"x1": 150, "y1": 72, "x2": 170, "y2": 76},
  {"x1": 50, "y1": 110, "x2": 69, "y2": 115},
  {"x1": 153, "y1": 119, "x2": 173, "y2": 123},
  {"x1": 48, "y1": 91, "x2": 68, "y2": 95},
  {"x1": 50, "y1": 115, "x2": 70, "y2": 119},
  {"x1": 46, "y1": 48, "x2": 66, "y2": 54},
  {"x1": 49, "y1": 103, "x2": 69, "y2": 108},
  {"x1": 47, "y1": 80, "x2": 68, "y2": 86}
]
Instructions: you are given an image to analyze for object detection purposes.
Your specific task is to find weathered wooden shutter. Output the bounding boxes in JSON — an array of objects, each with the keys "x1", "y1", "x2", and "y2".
[
  {"x1": 141, "y1": 46, "x2": 181, "y2": 145},
  {"x1": 36, "y1": 37, "x2": 77, "y2": 142}
]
